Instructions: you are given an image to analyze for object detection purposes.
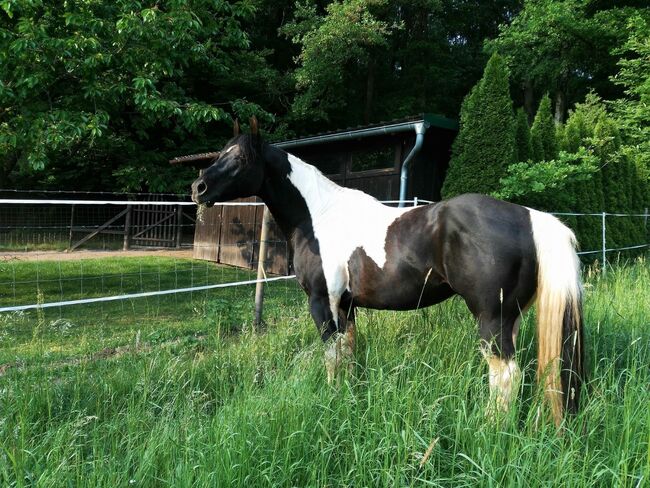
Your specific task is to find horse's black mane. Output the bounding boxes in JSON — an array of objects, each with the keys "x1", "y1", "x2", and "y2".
[{"x1": 227, "y1": 133, "x2": 262, "y2": 163}]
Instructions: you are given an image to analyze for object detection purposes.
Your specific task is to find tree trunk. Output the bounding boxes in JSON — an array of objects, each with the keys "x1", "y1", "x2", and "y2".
[
  {"x1": 554, "y1": 67, "x2": 569, "y2": 124},
  {"x1": 364, "y1": 58, "x2": 376, "y2": 125},
  {"x1": 554, "y1": 89, "x2": 566, "y2": 124},
  {"x1": 0, "y1": 153, "x2": 18, "y2": 188},
  {"x1": 523, "y1": 79, "x2": 535, "y2": 123}
]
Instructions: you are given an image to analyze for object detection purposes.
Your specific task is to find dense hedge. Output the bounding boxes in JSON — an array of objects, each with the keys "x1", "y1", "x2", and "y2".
[
  {"x1": 441, "y1": 53, "x2": 515, "y2": 198},
  {"x1": 558, "y1": 101, "x2": 648, "y2": 252},
  {"x1": 514, "y1": 108, "x2": 533, "y2": 164},
  {"x1": 442, "y1": 60, "x2": 648, "y2": 255},
  {"x1": 530, "y1": 95, "x2": 558, "y2": 163}
]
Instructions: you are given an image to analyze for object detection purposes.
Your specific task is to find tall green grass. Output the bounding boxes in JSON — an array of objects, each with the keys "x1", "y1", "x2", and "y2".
[{"x1": 0, "y1": 257, "x2": 648, "y2": 486}]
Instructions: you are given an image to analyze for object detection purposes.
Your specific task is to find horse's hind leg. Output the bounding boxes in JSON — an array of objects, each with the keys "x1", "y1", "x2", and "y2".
[{"x1": 479, "y1": 315, "x2": 522, "y2": 416}]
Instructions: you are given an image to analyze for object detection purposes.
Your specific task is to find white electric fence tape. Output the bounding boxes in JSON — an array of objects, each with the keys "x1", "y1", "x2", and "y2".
[
  {"x1": 1, "y1": 199, "x2": 647, "y2": 313},
  {"x1": 0, "y1": 275, "x2": 297, "y2": 313}
]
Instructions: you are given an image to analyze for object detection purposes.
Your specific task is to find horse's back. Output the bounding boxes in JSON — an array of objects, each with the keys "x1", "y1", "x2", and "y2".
[{"x1": 438, "y1": 193, "x2": 536, "y2": 255}]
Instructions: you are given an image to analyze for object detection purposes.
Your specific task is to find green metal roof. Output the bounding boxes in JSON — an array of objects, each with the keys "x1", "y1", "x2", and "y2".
[{"x1": 275, "y1": 114, "x2": 457, "y2": 149}]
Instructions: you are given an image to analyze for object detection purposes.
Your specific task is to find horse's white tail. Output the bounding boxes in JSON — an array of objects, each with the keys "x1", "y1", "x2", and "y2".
[{"x1": 529, "y1": 209, "x2": 584, "y2": 426}]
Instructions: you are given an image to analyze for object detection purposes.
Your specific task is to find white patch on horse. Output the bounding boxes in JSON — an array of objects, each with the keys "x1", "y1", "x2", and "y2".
[
  {"x1": 482, "y1": 350, "x2": 521, "y2": 415},
  {"x1": 224, "y1": 145, "x2": 236, "y2": 154},
  {"x1": 286, "y1": 154, "x2": 415, "y2": 318}
]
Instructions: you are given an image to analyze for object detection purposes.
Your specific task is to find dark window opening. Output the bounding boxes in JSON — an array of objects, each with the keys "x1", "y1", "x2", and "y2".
[
  {"x1": 303, "y1": 153, "x2": 346, "y2": 176},
  {"x1": 350, "y1": 145, "x2": 396, "y2": 173}
]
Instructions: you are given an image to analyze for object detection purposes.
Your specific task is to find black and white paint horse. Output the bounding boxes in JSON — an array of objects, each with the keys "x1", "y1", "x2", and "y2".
[{"x1": 191, "y1": 119, "x2": 584, "y2": 426}]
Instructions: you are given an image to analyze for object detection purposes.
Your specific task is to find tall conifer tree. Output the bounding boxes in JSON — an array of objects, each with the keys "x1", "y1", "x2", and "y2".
[
  {"x1": 514, "y1": 108, "x2": 533, "y2": 162},
  {"x1": 530, "y1": 95, "x2": 558, "y2": 162},
  {"x1": 442, "y1": 53, "x2": 515, "y2": 198}
]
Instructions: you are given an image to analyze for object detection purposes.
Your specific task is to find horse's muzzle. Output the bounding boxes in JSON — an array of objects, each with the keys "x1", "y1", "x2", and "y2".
[{"x1": 191, "y1": 178, "x2": 209, "y2": 204}]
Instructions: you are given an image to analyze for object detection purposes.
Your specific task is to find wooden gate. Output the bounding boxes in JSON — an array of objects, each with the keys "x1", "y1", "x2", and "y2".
[
  {"x1": 130, "y1": 202, "x2": 183, "y2": 248},
  {"x1": 193, "y1": 198, "x2": 290, "y2": 275},
  {"x1": 68, "y1": 200, "x2": 190, "y2": 250}
]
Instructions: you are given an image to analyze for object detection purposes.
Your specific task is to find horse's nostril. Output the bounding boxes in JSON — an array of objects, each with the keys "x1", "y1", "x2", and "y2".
[{"x1": 196, "y1": 181, "x2": 207, "y2": 196}]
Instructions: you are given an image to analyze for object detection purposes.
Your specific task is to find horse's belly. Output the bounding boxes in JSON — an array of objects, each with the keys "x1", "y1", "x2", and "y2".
[
  {"x1": 353, "y1": 281, "x2": 455, "y2": 311},
  {"x1": 346, "y1": 246, "x2": 454, "y2": 310}
]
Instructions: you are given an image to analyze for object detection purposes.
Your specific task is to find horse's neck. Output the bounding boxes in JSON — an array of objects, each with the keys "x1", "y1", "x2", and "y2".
[
  {"x1": 258, "y1": 147, "x2": 345, "y2": 239},
  {"x1": 286, "y1": 154, "x2": 344, "y2": 217}
]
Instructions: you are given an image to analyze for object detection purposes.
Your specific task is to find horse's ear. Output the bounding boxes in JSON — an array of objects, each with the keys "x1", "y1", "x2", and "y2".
[
  {"x1": 250, "y1": 116, "x2": 258, "y2": 136},
  {"x1": 233, "y1": 118, "x2": 240, "y2": 137}
]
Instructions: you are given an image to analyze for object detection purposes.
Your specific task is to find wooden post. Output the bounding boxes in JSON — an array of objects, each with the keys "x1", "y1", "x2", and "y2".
[
  {"x1": 68, "y1": 204, "x2": 75, "y2": 250},
  {"x1": 175, "y1": 204, "x2": 183, "y2": 248},
  {"x1": 601, "y1": 212, "x2": 607, "y2": 276},
  {"x1": 254, "y1": 206, "x2": 272, "y2": 327},
  {"x1": 123, "y1": 204, "x2": 133, "y2": 251}
]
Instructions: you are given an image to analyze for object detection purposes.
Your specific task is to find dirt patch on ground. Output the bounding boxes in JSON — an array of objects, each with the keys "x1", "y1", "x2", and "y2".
[{"x1": 1, "y1": 248, "x2": 194, "y2": 262}]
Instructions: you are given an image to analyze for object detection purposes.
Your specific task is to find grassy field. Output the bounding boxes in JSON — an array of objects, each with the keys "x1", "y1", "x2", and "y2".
[{"x1": 0, "y1": 256, "x2": 648, "y2": 487}]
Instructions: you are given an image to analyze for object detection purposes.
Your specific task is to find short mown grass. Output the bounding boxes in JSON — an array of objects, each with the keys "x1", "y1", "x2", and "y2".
[{"x1": 0, "y1": 256, "x2": 648, "y2": 487}]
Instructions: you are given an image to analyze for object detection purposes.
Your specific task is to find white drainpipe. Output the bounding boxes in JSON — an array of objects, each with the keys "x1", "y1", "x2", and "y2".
[{"x1": 398, "y1": 122, "x2": 429, "y2": 207}]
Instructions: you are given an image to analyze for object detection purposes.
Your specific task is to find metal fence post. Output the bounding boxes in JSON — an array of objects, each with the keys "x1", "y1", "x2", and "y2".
[
  {"x1": 254, "y1": 206, "x2": 272, "y2": 327},
  {"x1": 601, "y1": 212, "x2": 607, "y2": 275},
  {"x1": 413, "y1": 197, "x2": 418, "y2": 207}
]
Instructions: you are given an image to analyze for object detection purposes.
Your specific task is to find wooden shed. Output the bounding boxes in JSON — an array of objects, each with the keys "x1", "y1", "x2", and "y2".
[
  {"x1": 278, "y1": 114, "x2": 457, "y2": 202},
  {"x1": 183, "y1": 114, "x2": 457, "y2": 275}
]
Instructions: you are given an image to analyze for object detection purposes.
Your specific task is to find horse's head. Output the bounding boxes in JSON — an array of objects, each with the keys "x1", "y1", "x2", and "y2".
[{"x1": 191, "y1": 117, "x2": 264, "y2": 206}]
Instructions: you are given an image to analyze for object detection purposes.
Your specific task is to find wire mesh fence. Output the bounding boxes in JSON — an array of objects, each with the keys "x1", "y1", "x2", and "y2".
[
  {"x1": 0, "y1": 256, "x2": 305, "y2": 371},
  {"x1": 0, "y1": 196, "x2": 648, "y2": 333},
  {"x1": 0, "y1": 196, "x2": 303, "y2": 353},
  {"x1": 0, "y1": 199, "x2": 195, "y2": 252}
]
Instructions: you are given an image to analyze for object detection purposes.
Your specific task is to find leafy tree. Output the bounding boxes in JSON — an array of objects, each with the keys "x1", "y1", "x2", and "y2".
[
  {"x1": 282, "y1": 0, "x2": 392, "y2": 125},
  {"x1": 284, "y1": 0, "x2": 522, "y2": 132},
  {"x1": 611, "y1": 14, "x2": 650, "y2": 210},
  {"x1": 0, "y1": 0, "x2": 280, "y2": 191},
  {"x1": 442, "y1": 52, "x2": 515, "y2": 198},
  {"x1": 494, "y1": 148, "x2": 597, "y2": 201},
  {"x1": 486, "y1": 1, "x2": 635, "y2": 122}
]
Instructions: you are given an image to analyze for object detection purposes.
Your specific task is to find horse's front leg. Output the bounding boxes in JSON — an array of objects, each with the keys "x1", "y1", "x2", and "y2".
[{"x1": 309, "y1": 294, "x2": 355, "y2": 384}]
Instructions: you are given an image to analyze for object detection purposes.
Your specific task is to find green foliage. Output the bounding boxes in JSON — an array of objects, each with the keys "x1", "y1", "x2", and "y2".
[
  {"x1": 496, "y1": 87, "x2": 648, "y2": 253},
  {"x1": 442, "y1": 53, "x2": 515, "y2": 198},
  {"x1": 282, "y1": 0, "x2": 521, "y2": 130},
  {"x1": 530, "y1": 95, "x2": 557, "y2": 162},
  {"x1": 554, "y1": 122, "x2": 566, "y2": 154},
  {"x1": 0, "y1": 0, "x2": 280, "y2": 191},
  {"x1": 0, "y1": 0, "x2": 648, "y2": 202},
  {"x1": 485, "y1": 0, "x2": 634, "y2": 122},
  {"x1": 611, "y1": 14, "x2": 650, "y2": 200},
  {"x1": 514, "y1": 108, "x2": 533, "y2": 163},
  {"x1": 283, "y1": 0, "x2": 392, "y2": 122},
  {"x1": 563, "y1": 111, "x2": 587, "y2": 152},
  {"x1": 595, "y1": 114, "x2": 640, "y2": 248},
  {"x1": 494, "y1": 148, "x2": 597, "y2": 201}
]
